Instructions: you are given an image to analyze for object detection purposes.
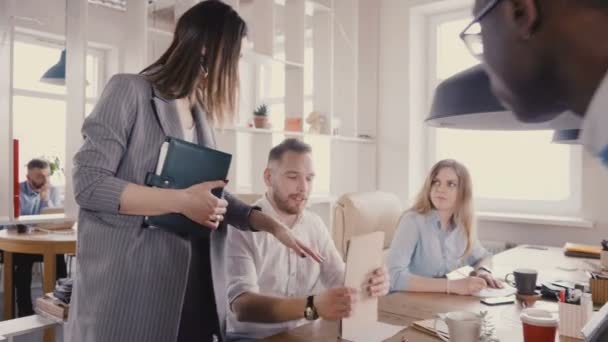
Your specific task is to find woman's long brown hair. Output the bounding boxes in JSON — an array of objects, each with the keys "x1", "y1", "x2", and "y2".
[
  {"x1": 142, "y1": 0, "x2": 247, "y2": 126},
  {"x1": 410, "y1": 159, "x2": 476, "y2": 257}
]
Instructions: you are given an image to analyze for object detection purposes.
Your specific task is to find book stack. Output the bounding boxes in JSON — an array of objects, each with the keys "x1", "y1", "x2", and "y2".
[
  {"x1": 35, "y1": 293, "x2": 69, "y2": 320},
  {"x1": 563, "y1": 243, "x2": 602, "y2": 259},
  {"x1": 35, "y1": 278, "x2": 73, "y2": 321}
]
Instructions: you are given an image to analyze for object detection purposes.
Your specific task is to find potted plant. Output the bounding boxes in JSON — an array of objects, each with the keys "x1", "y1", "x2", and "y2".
[
  {"x1": 253, "y1": 104, "x2": 269, "y2": 129},
  {"x1": 47, "y1": 156, "x2": 63, "y2": 177},
  {"x1": 40, "y1": 155, "x2": 64, "y2": 184},
  {"x1": 478, "y1": 311, "x2": 499, "y2": 342}
]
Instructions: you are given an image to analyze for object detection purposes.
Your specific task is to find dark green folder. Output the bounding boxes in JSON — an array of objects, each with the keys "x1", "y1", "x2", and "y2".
[{"x1": 144, "y1": 137, "x2": 232, "y2": 237}]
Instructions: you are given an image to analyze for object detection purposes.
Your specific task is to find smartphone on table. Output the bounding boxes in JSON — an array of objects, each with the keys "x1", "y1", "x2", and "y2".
[{"x1": 481, "y1": 296, "x2": 515, "y2": 306}]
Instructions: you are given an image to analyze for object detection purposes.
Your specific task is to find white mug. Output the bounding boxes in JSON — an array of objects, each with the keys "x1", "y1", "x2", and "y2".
[
  {"x1": 434, "y1": 311, "x2": 482, "y2": 342},
  {"x1": 601, "y1": 251, "x2": 608, "y2": 270}
]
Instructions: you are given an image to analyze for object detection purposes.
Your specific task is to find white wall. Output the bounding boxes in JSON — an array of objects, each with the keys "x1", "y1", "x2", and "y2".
[
  {"x1": 376, "y1": 0, "x2": 608, "y2": 247},
  {"x1": 377, "y1": 0, "x2": 412, "y2": 203},
  {"x1": 333, "y1": 0, "x2": 358, "y2": 137}
]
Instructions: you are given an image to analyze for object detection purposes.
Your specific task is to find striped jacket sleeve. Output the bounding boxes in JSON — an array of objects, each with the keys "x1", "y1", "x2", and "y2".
[
  {"x1": 224, "y1": 191, "x2": 254, "y2": 231},
  {"x1": 72, "y1": 75, "x2": 138, "y2": 214}
]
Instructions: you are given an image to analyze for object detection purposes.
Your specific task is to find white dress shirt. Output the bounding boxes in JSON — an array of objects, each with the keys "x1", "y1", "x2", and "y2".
[
  {"x1": 225, "y1": 194, "x2": 345, "y2": 340},
  {"x1": 581, "y1": 72, "x2": 608, "y2": 166}
]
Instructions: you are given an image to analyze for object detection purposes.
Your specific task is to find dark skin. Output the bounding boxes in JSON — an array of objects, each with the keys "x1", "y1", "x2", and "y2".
[{"x1": 475, "y1": 0, "x2": 608, "y2": 120}]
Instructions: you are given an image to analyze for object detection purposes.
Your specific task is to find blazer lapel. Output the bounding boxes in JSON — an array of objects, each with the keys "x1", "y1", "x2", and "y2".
[
  {"x1": 193, "y1": 104, "x2": 216, "y2": 147},
  {"x1": 150, "y1": 87, "x2": 184, "y2": 140}
]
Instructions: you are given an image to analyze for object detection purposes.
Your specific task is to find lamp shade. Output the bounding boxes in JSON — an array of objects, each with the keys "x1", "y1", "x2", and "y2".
[
  {"x1": 41, "y1": 49, "x2": 66, "y2": 85},
  {"x1": 426, "y1": 65, "x2": 582, "y2": 130}
]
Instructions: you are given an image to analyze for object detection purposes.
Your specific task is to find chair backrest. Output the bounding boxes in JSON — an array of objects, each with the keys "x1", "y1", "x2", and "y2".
[{"x1": 332, "y1": 191, "x2": 403, "y2": 260}]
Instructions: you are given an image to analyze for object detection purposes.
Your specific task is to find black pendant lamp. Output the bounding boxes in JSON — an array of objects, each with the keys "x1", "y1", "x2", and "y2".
[{"x1": 426, "y1": 65, "x2": 582, "y2": 131}]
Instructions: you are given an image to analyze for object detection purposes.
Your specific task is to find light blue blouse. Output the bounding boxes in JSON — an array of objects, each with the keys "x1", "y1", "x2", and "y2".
[{"x1": 387, "y1": 210, "x2": 490, "y2": 292}]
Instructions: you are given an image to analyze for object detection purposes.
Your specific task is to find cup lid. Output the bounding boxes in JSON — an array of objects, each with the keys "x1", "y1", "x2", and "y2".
[{"x1": 520, "y1": 308, "x2": 558, "y2": 327}]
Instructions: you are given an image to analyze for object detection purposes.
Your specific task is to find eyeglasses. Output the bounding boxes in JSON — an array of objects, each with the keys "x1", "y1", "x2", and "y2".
[{"x1": 460, "y1": 0, "x2": 502, "y2": 59}]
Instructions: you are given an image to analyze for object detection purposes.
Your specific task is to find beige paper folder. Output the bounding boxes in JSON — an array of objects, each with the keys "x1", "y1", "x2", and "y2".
[{"x1": 341, "y1": 231, "x2": 406, "y2": 342}]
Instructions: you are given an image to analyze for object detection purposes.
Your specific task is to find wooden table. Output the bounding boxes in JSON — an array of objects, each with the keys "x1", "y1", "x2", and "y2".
[
  {"x1": 0, "y1": 228, "x2": 76, "y2": 342},
  {"x1": 262, "y1": 245, "x2": 598, "y2": 342}
]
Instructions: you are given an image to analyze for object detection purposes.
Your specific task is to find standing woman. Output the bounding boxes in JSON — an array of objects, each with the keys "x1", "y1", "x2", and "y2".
[{"x1": 66, "y1": 2, "x2": 321, "y2": 342}]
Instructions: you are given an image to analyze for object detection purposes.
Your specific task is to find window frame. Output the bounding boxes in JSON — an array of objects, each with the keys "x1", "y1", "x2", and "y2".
[
  {"x1": 0, "y1": 29, "x2": 107, "y2": 223},
  {"x1": 12, "y1": 32, "x2": 104, "y2": 106},
  {"x1": 420, "y1": 9, "x2": 583, "y2": 216}
]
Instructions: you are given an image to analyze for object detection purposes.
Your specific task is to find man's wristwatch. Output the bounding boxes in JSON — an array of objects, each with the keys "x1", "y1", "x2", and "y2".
[{"x1": 304, "y1": 295, "x2": 319, "y2": 321}]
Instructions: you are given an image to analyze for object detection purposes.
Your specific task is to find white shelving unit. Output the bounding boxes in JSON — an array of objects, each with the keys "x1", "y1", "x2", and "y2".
[
  {"x1": 147, "y1": 1, "x2": 174, "y2": 65},
  {"x1": 145, "y1": 0, "x2": 376, "y2": 227}
]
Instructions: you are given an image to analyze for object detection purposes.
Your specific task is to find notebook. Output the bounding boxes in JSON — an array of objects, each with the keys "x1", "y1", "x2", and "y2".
[
  {"x1": 411, "y1": 317, "x2": 449, "y2": 340},
  {"x1": 144, "y1": 137, "x2": 232, "y2": 237}
]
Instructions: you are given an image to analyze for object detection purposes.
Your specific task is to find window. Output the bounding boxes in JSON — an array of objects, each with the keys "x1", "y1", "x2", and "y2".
[
  {"x1": 425, "y1": 14, "x2": 582, "y2": 215},
  {"x1": 12, "y1": 34, "x2": 104, "y2": 208}
]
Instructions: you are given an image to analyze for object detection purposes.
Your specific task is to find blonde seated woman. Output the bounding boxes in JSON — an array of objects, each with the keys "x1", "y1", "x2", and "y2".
[{"x1": 387, "y1": 159, "x2": 503, "y2": 295}]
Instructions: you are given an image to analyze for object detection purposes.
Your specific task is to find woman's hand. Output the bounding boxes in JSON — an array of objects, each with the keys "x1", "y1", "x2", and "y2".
[
  {"x1": 247, "y1": 209, "x2": 324, "y2": 263},
  {"x1": 450, "y1": 276, "x2": 487, "y2": 295},
  {"x1": 179, "y1": 180, "x2": 228, "y2": 230},
  {"x1": 477, "y1": 270, "x2": 503, "y2": 289},
  {"x1": 269, "y1": 222, "x2": 325, "y2": 263}
]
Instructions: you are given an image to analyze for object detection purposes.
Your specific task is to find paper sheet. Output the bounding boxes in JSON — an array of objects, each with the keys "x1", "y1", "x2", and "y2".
[
  {"x1": 472, "y1": 285, "x2": 516, "y2": 298},
  {"x1": 341, "y1": 232, "x2": 406, "y2": 342},
  {"x1": 582, "y1": 302, "x2": 608, "y2": 341},
  {"x1": 446, "y1": 266, "x2": 474, "y2": 280},
  {"x1": 346, "y1": 321, "x2": 406, "y2": 342}
]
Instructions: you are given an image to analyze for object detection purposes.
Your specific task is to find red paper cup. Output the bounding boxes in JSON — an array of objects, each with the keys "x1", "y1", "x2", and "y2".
[{"x1": 520, "y1": 308, "x2": 558, "y2": 342}]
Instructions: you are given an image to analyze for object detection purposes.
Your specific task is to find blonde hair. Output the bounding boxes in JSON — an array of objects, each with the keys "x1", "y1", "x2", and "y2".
[{"x1": 411, "y1": 159, "x2": 475, "y2": 257}]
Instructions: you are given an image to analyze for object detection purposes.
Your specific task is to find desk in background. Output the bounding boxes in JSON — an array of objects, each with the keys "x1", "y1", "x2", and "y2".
[
  {"x1": 262, "y1": 246, "x2": 598, "y2": 342},
  {"x1": 0, "y1": 228, "x2": 76, "y2": 342}
]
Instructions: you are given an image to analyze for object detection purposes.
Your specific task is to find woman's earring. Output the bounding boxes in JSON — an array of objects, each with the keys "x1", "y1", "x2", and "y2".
[{"x1": 200, "y1": 55, "x2": 209, "y2": 78}]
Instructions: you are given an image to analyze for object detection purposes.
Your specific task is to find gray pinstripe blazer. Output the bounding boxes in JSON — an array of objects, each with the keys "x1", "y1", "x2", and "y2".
[{"x1": 65, "y1": 74, "x2": 253, "y2": 342}]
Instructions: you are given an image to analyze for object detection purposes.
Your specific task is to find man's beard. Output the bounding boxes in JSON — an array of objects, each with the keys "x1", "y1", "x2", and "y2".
[
  {"x1": 31, "y1": 180, "x2": 45, "y2": 191},
  {"x1": 271, "y1": 190, "x2": 305, "y2": 215}
]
